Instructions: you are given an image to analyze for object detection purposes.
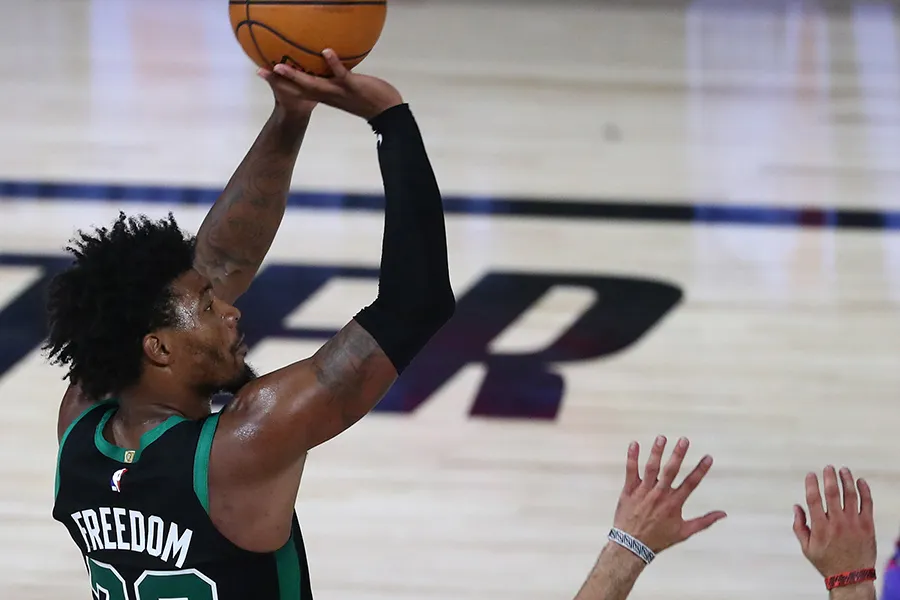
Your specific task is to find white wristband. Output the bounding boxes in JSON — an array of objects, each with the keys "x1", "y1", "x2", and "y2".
[{"x1": 607, "y1": 528, "x2": 655, "y2": 565}]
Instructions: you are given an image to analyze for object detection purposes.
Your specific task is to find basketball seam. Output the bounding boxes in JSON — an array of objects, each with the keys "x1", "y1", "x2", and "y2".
[
  {"x1": 245, "y1": 0, "x2": 272, "y2": 67},
  {"x1": 233, "y1": 20, "x2": 373, "y2": 61}
]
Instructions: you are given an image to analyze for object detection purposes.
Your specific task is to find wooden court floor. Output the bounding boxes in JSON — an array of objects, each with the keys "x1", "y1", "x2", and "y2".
[{"x1": 2, "y1": 1, "x2": 900, "y2": 599}]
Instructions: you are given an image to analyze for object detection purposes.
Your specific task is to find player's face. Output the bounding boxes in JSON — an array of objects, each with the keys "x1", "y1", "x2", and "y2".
[{"x1": 166, "y1": 270, "x2": 254, "y2": 395}]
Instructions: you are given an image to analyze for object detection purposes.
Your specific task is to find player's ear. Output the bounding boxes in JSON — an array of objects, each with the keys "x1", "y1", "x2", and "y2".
[{"x1": 143, "y1": 332, "x2": 173, "y2": 367}]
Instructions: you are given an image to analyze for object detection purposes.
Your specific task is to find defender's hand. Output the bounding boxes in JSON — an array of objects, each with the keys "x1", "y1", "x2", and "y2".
[
  {"x1": 792, "y1": 466, "x2": 876, "y2": 577},
  {"x1": 613, "y1": 436, "x2": 726, "y2": 553},
  {"x1": 271, "y1": 49, "x2": 403, "y2": 121}
]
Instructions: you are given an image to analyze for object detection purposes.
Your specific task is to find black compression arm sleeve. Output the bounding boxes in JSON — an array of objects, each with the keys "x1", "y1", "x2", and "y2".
[{"x1": 353, "y1": 103, "x2": 456, "y2": 374}]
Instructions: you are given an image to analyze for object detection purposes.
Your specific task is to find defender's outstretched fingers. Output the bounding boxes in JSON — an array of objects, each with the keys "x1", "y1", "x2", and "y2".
[
  {"x1": 858, "y1": 477, "x2": 874, "y2": 522},
  {"x1": 681, "y1": 510, "x2": 727, "y2": 539},
  {"x1": 840, "y1": 467, "x2": 859, "y2": 515},
  {"x1": 822, "y1": 466, "x2": 842, "y2": 517},
  {"x1": 623, "y1": 441, "x2": 641, "y2": 494},
  {"x1": 672, "y1": 455, "x2": 713, "y2": 503},
  {"x1": 804, "y1": 472, "x2": 826, "y2": 528},
  {"x1": 641, "y1": 435, "x2": 666, "y2": 488},
  {"x1": 658, "y1": 437, "x2": 689, "y2": 489},
  {"x1": 792, "y1": 504, "x2": 811, "y2": 553}
]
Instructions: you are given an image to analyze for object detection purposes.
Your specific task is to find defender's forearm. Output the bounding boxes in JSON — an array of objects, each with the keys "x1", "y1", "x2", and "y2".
[
  {"x1": 195, "y1": 107, "x2": 311, "y2": 303},
  {"x1": 830, "y1": 582, "x2": 877, "y2": 600},
  {"x1": 573, "y1": 543, "x2": 647, "y2": 600}
]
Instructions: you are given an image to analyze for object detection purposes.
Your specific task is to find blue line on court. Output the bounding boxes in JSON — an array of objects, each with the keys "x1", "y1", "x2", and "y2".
[{"x1": 0, "y1": 179, "x2": 897, "y2": 230}]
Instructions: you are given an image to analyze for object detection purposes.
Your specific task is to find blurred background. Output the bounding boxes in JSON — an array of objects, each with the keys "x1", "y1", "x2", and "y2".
[{"x1": 2, "y1": 0, "x2": 900, "y2": 599}]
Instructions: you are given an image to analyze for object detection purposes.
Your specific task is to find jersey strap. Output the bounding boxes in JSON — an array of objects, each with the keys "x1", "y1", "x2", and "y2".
[
  {"x1": 192, "y1": 412, "x2": 221, "y2": 513},
  {"x1": 190, "y1": 411, "x2": 306, "y2": 599},
  {"x1": 54, "y1": 400, "x2": 116, "y2": 499}
]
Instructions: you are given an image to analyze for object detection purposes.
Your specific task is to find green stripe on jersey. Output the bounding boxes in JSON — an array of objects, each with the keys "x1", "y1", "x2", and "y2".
[{"x1": 192, "y1": 413, "x2": 221, "y2": 514}]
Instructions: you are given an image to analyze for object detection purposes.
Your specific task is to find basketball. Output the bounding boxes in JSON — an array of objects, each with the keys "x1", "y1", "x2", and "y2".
[{"x1": 229, "y1": 0, "x2": 387, "y2": 76}]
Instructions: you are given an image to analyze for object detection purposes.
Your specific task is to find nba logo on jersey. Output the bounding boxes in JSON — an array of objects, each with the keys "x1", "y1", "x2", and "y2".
[{"x1": 110, "y1": 468, "x2": 128, "y2": 493}]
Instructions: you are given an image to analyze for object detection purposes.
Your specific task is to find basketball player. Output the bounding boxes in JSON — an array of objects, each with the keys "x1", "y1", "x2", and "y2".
[{"x1": 46, "y1": 50, "x2": 455, "y2": 599}]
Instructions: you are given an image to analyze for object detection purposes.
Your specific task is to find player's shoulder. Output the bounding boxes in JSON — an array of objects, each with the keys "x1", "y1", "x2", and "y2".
[{"x1": 56, "y1": 383, "x2": 98, "y2": 442}]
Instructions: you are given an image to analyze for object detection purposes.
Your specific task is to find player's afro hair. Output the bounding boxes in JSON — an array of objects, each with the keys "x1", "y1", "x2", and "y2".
[{"x1": 43, "y1": 212, "x2": 196, "y2": 400}]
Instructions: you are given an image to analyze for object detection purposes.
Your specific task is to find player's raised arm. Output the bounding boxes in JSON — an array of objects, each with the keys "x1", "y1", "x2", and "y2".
[
  {"x1": 56, "y1": 73, "x2": 317, "y2": 438},
  {"x1": 209, "y1": 51, "x2": 455, "y2": 547},
  {"x1": 193, "y1": 71, "x2": 317, "y2": 305}
]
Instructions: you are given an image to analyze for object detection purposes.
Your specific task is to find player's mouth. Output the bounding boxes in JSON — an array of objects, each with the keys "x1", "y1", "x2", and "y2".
[{"x1": 233, "y1": 334, "x2": 247, "y2": 355}]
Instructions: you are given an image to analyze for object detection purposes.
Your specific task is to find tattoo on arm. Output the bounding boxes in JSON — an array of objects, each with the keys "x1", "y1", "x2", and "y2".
[
  {"x1": 214, "y1": 320, "x2": 395, "y2": 482},
  {"x1": 195, "y1": 109, "x2": 311, "y2": 302},
  {"x1": 308, "y1": 320, "x2": 397, "y2": 439}
]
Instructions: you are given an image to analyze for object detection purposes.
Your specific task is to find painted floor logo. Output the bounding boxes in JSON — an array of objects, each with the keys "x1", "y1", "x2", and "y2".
[{"x1": 0, "y1": 253, "x2": 682, "y2": 421}]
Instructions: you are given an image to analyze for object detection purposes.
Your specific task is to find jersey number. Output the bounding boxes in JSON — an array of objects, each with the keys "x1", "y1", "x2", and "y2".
[{"x1": 88, "y1": 558, "x2": 218, "y2": 600}]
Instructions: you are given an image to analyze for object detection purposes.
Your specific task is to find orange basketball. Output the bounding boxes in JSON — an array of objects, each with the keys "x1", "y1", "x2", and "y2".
[{"x1": 229, "y1": 0, "x2": 387, "y2": 76}]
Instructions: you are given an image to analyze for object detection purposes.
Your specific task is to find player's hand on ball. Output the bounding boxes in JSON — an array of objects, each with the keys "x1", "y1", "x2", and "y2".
[
  {"x1": 271, "y1": 49, "x2": 403, "y2": 121},
  {"x1": 258, "y1": 67, "x2": 318, "y2": 116},
  {"x1": 792, "y1": 466, "x2": 877, "y2": 577},
  {"x1": 613, "y1": 436, "x2": 726, "y2": 553}
]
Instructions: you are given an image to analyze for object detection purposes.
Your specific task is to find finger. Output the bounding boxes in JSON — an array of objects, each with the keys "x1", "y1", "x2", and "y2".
[
  {"x1": 272, "y1": 63, "x2": 330, "y2": 90},
  {"x1": 792, "y1": 504, "x2": 811, "y2": 553},
  {"x1": 257, "y1": 67, "x2": 274, "y2": 80},
  {"x1": 672, "y1": 454, "x2": 713, "y2": 503},
  {"x1": 681, "y1": 510, "x2": 727, "y2": 539},
  {"x1": 823, "y1": 465, "x2": 842, "y2": 517},
  {"x1": 658, "y1": 437, "x2": 689, "y2": 489},
  {"x1": 804, "y1": 472, "x2": 826, "y2": 527},
  {"x1": 623, "y1": 441, "x2": 641, "y2": 494},
  {"x1": 840, "y1": 467, "x2": 859, "y2": 516},
  {"x1": 264, "y1": 71, "x2": 316, "y2": 100},
  {"x1": 322, "y1": 48, "x2": 349, "y2": 79},
  {"x1": 640, "y1": 435, "x2": 666, "y2": 488},
  {"x1": 264, "y1": 72, "x2": 298, "y2": 93},
  {"x1": 858, "y1": 477, "x2": 874, "y2": 521}
]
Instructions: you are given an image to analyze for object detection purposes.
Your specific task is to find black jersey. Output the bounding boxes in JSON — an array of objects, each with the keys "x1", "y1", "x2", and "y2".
[{"x1": 52, "y1": 401, "x2": 313, "y2": 600}]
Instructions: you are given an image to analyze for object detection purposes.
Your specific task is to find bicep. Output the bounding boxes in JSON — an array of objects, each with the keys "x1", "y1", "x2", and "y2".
[{"x1": 215, "y1": 319, "x2": 397, "y2": 477}]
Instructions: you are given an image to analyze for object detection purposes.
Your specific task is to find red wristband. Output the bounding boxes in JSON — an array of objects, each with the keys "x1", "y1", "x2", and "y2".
[{"x1": 825, "y1": 568, "x2": 877, "y2": 590}]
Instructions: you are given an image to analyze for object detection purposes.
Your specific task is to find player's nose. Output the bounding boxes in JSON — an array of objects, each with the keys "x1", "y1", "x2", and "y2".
[{"x1": 223, "y1": 303, "x2": 241, "y2": 325}]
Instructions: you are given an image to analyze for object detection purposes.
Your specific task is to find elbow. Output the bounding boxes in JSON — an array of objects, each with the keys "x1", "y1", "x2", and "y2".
[
  {"x1": 402, "y1": 292, "x2": 454, "y2": 366},
  {"x1": 428, "y1": 286, "x2": 456, "y2": 329},
  {"x1": 438, "y1": 288, "x2": 456, "y2": 320},
  {"x1": 404, "y1": 288, "x2": 456, "y2": 343},
  {"x1": 353, "y1": 288, "x2": 455, "y2": 375}
]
